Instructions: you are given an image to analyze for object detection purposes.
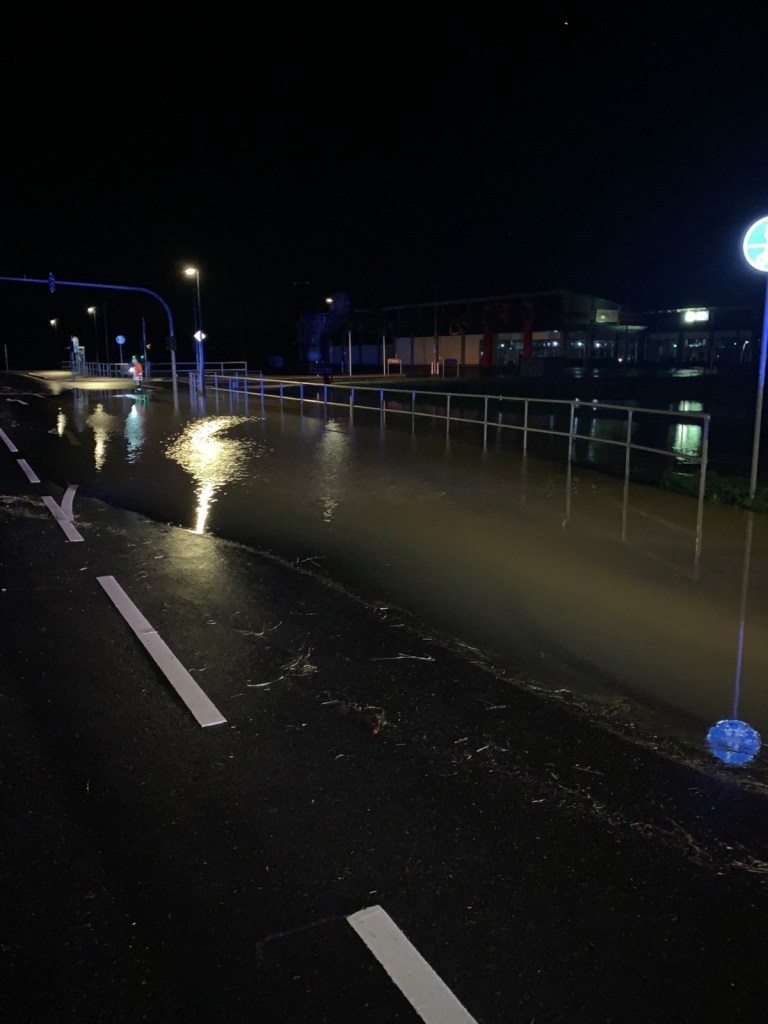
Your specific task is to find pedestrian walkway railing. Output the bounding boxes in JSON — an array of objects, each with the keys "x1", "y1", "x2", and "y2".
[
  {"x1": 205, "y1": 373, "x2": 711, "y2": 551},
  {"x1": 60, "y1": 359, "x2": 249, "y2": 380}
]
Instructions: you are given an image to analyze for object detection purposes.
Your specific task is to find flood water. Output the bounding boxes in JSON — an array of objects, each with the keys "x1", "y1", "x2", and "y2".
[{"x1": 14, "y1": 375, "x2": 768, "y2": 759}]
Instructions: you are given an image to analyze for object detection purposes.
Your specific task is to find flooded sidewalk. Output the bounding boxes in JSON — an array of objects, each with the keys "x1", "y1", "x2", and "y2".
[{"x1": 6, "y1": 370, "x2": 768, "y2": 766}]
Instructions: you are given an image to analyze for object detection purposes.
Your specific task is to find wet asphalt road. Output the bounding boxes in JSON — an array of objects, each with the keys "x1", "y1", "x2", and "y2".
[{"x1": 2, "y1": 374, "x2": 768, "y2": 1023}]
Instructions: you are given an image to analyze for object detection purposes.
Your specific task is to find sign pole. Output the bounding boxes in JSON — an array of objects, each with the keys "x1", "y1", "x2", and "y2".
[
  {"x1": 741, "y1": 216, "x2": 768, "y2": 500},
  {"x1": 749, "y1": 275, "x2": 768, "y2": 500}
]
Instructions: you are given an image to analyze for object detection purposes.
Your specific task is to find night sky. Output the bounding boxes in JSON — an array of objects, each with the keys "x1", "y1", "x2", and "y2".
[{"x1": 3, "y1": 6, "x2": 768, "y2": 366}]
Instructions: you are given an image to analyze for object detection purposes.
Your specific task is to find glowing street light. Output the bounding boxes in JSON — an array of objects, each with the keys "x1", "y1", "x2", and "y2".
[{"x1": 184, "y1": 266, "x2": 205, "y2": 389}]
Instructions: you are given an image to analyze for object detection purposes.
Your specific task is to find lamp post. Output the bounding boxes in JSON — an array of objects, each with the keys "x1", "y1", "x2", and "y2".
[
  {"x1": 741, "y1": 216, "x2": 768, "y2": 501},
  {"x1": 87, "y1": 306, "x2": 99, "y2": 366},
  {"x1": 184, "y1": 266, "x2": 205, "y2": 389},
  {"x1": 50, "y1": 319, "x2": 61, "y2": 363}
]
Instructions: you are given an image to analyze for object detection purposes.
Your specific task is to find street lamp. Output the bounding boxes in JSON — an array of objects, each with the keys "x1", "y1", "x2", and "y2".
[
  {"x1": 87, "y1": 306, "x2": 99, "y2": 365},
  {"x1": 184, "y1": 266, "x2": 205, "y2": 389},
  {"x1": 50, "y1": 318, "x2": 60, "y2": 359}
]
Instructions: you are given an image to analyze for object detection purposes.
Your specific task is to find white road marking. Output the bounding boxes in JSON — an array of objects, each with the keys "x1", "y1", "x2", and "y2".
[
  {"x1": 347, "y1": 905, "x2": 479, "y2": 1024},
  {"x1": 61, "y1": 483, "x2": 77, "y2": 520},
  {"x1": 96, "y1": 575, "x2": 227, "y2": 729},
  {"x1": 41, "y1": 495, "x2": 84, "y2": 542},
  {"x1": 17, "y1": 459, "x2": 40, "y2": 483},
  {"x1": 7, "y1": 398, "x2": 28, "y2": 405},
  {"x1": 0, "y1": 428, "x2": 18, "y2": 452}
]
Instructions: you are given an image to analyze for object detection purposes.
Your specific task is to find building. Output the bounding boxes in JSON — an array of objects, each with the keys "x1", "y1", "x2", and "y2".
[{"x1": 301, "y1": 290, "x2": 761, "y2": 375}]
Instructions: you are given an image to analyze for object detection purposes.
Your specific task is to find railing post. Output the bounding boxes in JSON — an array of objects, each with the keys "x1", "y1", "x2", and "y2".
[
  {"x1": 483, "y1": 395, "x2": 489, "y2": 449},
  {"x1": 624, "y1": 408, "x2": 633, "y2": 483},
  {"x1": 622, "y1": 408, "x2": 634, "y2": 542},
  {"x1": 569, "y1": 400, "x2": 577, "y2": 465},
  {"x1": 523, "y1": 398, "x2": 529, "y2": 454},
  {"x1": 695, "y1": 415, "x2": 710, "y2": 569},
  {"x1": 446, "y1": 393, "x2": 451, "y2": 438}
]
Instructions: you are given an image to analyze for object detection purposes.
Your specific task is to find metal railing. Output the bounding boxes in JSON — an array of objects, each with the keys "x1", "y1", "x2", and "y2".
[{"x1": 203, "y1": 373, "x2": 711, "y2": 555}]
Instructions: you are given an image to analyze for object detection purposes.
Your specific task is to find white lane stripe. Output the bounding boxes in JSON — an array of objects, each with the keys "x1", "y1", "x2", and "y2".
[
  {"x1": 347, "y1": 906, "x2": 478, "y2": 1024},
  {"x1": 17, "y1": 460, "x2": 39, "y2": 483},
  {"x1": 61, "y1": 483, "x2": 77, "y2": 520},
  {"x1": 17, "y1": 459, "x2": 40, "y2": 483},
  {"x1": 96, "y1": 575, "x2": 227, "y2": 729},
  {"x1": 41, "y1": 495, "x2": 84, "y2": 542},
  {"x1": 0, "y1": 428, "x2": 18, "y2": 452}
]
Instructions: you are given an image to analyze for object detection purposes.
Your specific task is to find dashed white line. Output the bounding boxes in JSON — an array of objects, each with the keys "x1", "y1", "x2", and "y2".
[
  {"x1": 17, "y1": 459, "x2": 40, "y2": 484},
  {"x1": 61, "y1": 483, "x2": 77, "y2": 520},
  {"x1": 41, "y1": 495, "x2": 84, "y2": 542},
  {"x1": 97, "y1": 575, "x2": 227, "y2": 729},
  {"x1": 0, "y1": 428, "x2": 18, "y2": 452},
  {"x1": 347, "y1": 905, "x2": 479, "y2": 1024}
]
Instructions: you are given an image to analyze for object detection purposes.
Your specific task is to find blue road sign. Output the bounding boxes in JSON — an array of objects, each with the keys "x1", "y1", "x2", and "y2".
[
  {"x1": 116, "y1": 334, "x2": 126, "y2": 346},
  {"x1": 742, "y1": 216, "x2": 768, "y2": 271}
]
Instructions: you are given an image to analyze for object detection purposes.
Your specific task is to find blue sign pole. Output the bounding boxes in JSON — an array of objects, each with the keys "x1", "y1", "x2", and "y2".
[
  {"x1": 749, "y1": 278, "x2": 768, "y2": 501},
  {"x1": 741, "y1": 217, "x2": 768, "y2": 500}
]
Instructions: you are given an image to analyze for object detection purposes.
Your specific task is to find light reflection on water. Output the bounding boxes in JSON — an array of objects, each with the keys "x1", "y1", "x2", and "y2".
[
  {"x1": 312, "y1": 419, "x2": 352, "y2": 523},
  {"x1": 86, "y1": 403, "x2": 127, "y2": 471},
  {"x1": 165, "y1": 415, "x2": 270, "y2": 535},
  {"x1": 58, "y1": 387, "x2": 768, "y2": 746},
  {"x1": 669, "y1": 400, "x2": 704, "y2": 459},
  {"x1": 125, "y1": 402, "x2": 147, "y2": 463}
]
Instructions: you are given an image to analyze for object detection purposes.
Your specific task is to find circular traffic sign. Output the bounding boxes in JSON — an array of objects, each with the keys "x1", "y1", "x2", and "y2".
[
  {"x1": 115, "y1": 334, "x2": 126, "y2": 346},
  {"x1": 742, "y1": 216, "x2": 768, "y2": 271}
]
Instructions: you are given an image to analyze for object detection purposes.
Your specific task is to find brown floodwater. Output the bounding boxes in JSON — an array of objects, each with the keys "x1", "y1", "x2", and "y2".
[{"x1": 24, "y1": 375, "x2": 768, "y2": 758}]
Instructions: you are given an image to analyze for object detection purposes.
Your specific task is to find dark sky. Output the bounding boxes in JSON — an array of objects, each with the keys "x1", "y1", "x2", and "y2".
[{"x1": 3, "y1": 6, "x2": 768, "y2": 363}]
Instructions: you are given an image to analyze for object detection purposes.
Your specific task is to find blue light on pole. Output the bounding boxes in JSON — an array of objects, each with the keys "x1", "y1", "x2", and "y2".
[{"x1": 742, "y1": 216, "x2": 768, "y2": 500}]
